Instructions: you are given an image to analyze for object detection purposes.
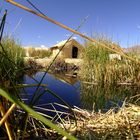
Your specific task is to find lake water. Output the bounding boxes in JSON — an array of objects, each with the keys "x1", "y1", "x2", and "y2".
[
  {"x1": 20, "y1": 72, "x2": 140, "y2": 114},
  {"x1": 20, "y1": 72, "x2": 81, "y2": 117}
]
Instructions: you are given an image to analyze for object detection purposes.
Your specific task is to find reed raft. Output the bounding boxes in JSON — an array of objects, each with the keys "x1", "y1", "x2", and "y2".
[{"x1": 60, "y1": 104, "x2": 140, "y2": 139}]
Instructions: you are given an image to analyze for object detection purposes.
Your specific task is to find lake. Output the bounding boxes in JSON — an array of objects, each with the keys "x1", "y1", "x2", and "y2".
[
  {"x1": 20, "y1": 72, "x2": 140, "y2": 114},
  {"x1": 20, "y1": 72, "x2": 81, "y2": 117}
]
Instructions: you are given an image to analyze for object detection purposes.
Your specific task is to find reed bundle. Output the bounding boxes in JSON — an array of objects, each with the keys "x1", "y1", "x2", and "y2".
[{"x1": 60, "y1": 104, "x2": 140, "y2": 139}]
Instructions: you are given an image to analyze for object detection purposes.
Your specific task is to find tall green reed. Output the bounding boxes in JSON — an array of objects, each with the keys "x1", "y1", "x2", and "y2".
[
  {"x1": 80, "y1": 38, "x2": 140, "y2": 112},
  {"x1": 0, "y1": 37, "x2": 24, "y2": 85},
  {"x1": 81, "y1": 39, "x2": 110, "y2": 86},
  {"x1": 81, "y1": 39, "x2": 140, "y2": 86}
]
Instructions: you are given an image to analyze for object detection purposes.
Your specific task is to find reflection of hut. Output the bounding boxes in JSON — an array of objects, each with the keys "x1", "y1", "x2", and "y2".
[
  {"x1": 50, "y1": 73, "x2": 78, "y2": 85},
  {"x1": 50, "y1": 39, "x2": 83, "y2": 59}
]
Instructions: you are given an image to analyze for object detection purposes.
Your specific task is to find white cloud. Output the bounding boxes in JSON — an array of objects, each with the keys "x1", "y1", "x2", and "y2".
[
  {"x1": 40, "y1": 45, "x2": 45, "y2": 48},
  {"x1": 40, "y1": 45, "x2": 49, "y2": 50},
  {"x1": 72, "y1": 36, "x2": 78, "y2": 40}
]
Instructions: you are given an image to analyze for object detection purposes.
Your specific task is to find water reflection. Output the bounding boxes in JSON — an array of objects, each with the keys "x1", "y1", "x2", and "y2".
[
  {"x1": 80, "y1": 83, "x2": 140, "y2": 111},
  {"x1": 21, "y1": 72, "x2": 80, "y2": 107},
  {"x1": 21, "y1": 72, "x2": 140, "y2": 113}
]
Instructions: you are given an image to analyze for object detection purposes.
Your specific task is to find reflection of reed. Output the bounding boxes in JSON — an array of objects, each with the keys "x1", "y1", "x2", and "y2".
[{"x1": 80, "y1": 84, "x2": 140, "y2": 111}]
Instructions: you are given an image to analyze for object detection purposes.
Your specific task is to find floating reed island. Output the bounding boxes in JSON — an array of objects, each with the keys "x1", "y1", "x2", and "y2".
[{"x1": 58, "y1": 103, "x2": 140, "y2": 139}]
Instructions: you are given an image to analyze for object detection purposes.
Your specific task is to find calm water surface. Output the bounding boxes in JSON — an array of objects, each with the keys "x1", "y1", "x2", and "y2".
[
  {"x1": 21, "y1": 72, "x2": 140, "y2": 112},
  {"x1": 21, "y1": 72, "x2": 81, "y2": 107}
]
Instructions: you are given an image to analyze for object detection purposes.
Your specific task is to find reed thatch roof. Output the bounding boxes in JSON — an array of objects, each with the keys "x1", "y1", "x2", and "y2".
[{"x1": 50, "y1": 39, "x2": 83, "y2": 50}]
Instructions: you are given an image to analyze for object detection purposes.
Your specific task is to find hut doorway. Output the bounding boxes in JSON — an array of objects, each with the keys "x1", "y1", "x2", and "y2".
[{"x1": 72, "y1": 46, "x2": 78, "y2": 58}]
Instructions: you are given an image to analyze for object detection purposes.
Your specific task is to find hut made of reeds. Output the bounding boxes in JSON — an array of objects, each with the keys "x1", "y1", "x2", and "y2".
[{"x1": 50, "y1": 39, "x2": 83, "y2": 59}]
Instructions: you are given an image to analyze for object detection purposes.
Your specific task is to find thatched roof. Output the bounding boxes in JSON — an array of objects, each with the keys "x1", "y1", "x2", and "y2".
[
  {"x1": 54, "y1": 40, "x2": 68, "y2": 47},
  {"x1": 50, "y1": 39, "x2": 83, "y2": 50}
]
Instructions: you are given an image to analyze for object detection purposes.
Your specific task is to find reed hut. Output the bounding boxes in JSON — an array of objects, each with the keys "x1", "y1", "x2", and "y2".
[{"x1": 50, "y1": 39, "x2": 83, "y2": 59}]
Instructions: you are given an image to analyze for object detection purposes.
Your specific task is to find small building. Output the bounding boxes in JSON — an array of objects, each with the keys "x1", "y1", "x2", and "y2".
[{"x1": 50, "y1": 39, "x2": 83, "y2": 59}]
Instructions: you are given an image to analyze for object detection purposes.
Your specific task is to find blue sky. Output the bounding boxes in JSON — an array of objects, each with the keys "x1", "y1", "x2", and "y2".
[{"x1": 1, "y1": 0, "x2": 140, "y2": 48}]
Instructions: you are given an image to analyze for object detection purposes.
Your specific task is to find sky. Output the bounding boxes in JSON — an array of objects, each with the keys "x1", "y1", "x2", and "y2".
[{"x1": 1, "y1": 0, "x2": 140, "y2": 48}]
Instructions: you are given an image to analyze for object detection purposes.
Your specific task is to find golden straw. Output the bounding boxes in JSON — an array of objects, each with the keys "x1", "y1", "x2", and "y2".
[
  {"x1": 0, "y1": 102, "x2": 13, "y2": 140},
  {"x1": 0, "y1": 103, "x2": 16, "y2": 126}
]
